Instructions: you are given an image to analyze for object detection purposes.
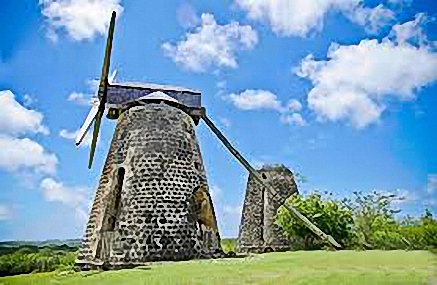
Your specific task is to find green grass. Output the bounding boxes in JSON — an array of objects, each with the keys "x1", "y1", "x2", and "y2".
[{"x1": 0, "y1": 251, "x2": 435, "y2": 285}]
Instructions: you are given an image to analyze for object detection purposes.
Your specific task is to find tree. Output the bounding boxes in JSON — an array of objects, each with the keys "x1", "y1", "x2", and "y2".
[
  {"x1": 342, "y1": 191, "x2": 407, "y2": 250},
  {"x1": 276, "y1": 192, "x2": 354, "y2": 250}
]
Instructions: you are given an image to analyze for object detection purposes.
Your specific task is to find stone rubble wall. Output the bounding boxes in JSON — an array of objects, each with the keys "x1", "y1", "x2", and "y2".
[
  {"x1": 236, "y1": 165, "x2": 299, "y2": 253},
  {"x1": 77, "y1": 102, "x2": 222, "y2": 268}
]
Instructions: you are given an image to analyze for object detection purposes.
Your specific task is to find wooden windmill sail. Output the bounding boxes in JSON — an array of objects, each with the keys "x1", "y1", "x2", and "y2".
[{"x1": 76, "y1": 11, "x2": 340, "y2": 270}]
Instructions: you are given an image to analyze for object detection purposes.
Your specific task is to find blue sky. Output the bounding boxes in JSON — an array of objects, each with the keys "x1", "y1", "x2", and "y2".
[{"x1": 0, "y1": 0, "x2": 436, "y2": 240}]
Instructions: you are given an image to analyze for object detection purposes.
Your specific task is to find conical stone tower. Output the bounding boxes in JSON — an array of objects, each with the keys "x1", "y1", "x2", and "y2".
[
  {"x1": 76, "y1": 102, "x2": 222, "y2": 269},
  {"x1": 236, "y1": 164, "x2": 299, "y2": 253}
]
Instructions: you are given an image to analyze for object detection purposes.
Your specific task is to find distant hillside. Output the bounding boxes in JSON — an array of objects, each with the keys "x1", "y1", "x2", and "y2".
[{"x1": 0, "y1": 239, "x2": 81, "y2": 248}]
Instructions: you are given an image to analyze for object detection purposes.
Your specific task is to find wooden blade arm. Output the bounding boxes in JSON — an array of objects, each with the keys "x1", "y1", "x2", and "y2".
[
  {"x1": 87, "y1": 11, "x2": 116, "y2": 168},
  {"x1": 98, "y1": 11, "x2": 116, "y2": 102},
  {"x1": 88, "y1": 108, "x2": 104, "y2": 169},
  {"x1": 201, "y1": 114, "x2": 342, "y2": 248}
]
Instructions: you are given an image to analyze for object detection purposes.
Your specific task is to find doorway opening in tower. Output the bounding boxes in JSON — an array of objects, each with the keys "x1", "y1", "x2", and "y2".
[
  {"x1": 95, "y1": 167, "x2": 125, "y2": 260},
  {"x1": 111, "y1": 167, "x2": 125, "y2": 231}
]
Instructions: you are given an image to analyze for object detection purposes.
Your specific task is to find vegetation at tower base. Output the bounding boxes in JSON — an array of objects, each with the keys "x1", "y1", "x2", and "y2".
[
  {"x1": 277, "y1": 193, "x2": 354, "y2": 250},
  {"x1": 276, "y1": 190, "x2": 437, "y2": 250},
  {"x1": 0, "y1": 191, "x2": 436, "y2": 277}
]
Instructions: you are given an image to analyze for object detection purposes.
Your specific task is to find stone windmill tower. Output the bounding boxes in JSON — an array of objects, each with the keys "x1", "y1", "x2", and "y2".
[
  {"x1": 75, "y1": 12, "x2": 341, "y2": 269},
  {"x1": 75, "y1": 13, "x2": 222, "y2": 268},
  {"x1": 237, "y1": 165, "x2": 299, "y2": 253}
]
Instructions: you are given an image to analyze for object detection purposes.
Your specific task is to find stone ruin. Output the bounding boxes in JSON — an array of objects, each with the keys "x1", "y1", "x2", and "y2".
[
  {"x1": 76, "y1": 99, "x2": 301, "y2": 268},
  {"x1": 236, "y1": 164, "x2": 299, "y2": 253},
  {"x1": 76, "y1": 102, "x2": 223, "y2": 269}
]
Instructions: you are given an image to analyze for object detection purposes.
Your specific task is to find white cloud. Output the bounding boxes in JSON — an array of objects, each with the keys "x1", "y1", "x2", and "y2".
[
  {"x1": 228, "y1": 89, "x2": 282, "y2": 110},
  {"x1": 23, "y1": 94, "x2": 35, "y2": 107},
  {"x1": 226, "y1": 89, "x2": 306, "y2": 126},
  {"x1": 0, "y1": 204, "x2": 12, "y2": 220},
  {"x1": 296, "y1": 26, "x2": 437, "y2": 128},
  {"x1": 280, "y1": 113, "x2": 307, "y2": 126},
  {"x1": 348, "y1": 4, "x2": 395, "y2": 34},
  {"x1": 235, "y1": 0, "x2": 394, "y2": 37},
  {"x1": 428, "y1": 174, "x2": 437, "y2": 194},
  {"x1": 68, "y1": 78, "x2": 102, "y2": 106},
  {"x1": 379, "y1": 189, "x2": 419, "y2": 208},
  {"x1": 389, "y1": 13, "x2": 430, "y2": 46},
  {"x1": 162, "y1": 13, "x2": 258, "y2": 72},
  {"x1": 0, "y1": 136, "x2": 58, "y2": 174},
  {"x1": 68, "y1": 92, "x2": 94, "y2": 106},
  {"x1": 40, "y1": 178, "x2": 91, "y2": 228},
  {"x1": 59, "y1": 128, "x2": 95, "y2": 147},
  {"x1": 0, "y1": 91, "x2": 49, "y2": 136},
  {"x1": 40, "y1": 178, "x2": 86, "y2": 204},
  {"x1": 40, "y1": 0, "x2": 124, "y2": 41},
  {"x1": 287, "y1": 99, "x2": 303, "y2": 112}
]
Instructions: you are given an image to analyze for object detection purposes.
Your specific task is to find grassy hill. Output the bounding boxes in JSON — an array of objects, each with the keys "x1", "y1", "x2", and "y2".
[
  {"x1": 0, "y1": 239, "x2": 81, "y2": 248},
  {"x1": 0, "y1": 250, "x2": 435, "y2": 285}
]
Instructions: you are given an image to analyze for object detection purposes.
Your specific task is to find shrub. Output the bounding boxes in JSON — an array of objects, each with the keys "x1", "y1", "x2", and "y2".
[
  {"x1": 276, "y1": 192, "x2": 355, "y2": 250},
  {"x1": 400, "y1": 210, "x2": 437, "y2": 250},
  {"x1": 277, "y1": 190, "x2": 437, "y2": 251},
  {"x1": 0, "y1": 250, "x2": 76, "y2": 277},
  {"x1": 221, "y1": 238, "x2": 236, "y2": 253}
]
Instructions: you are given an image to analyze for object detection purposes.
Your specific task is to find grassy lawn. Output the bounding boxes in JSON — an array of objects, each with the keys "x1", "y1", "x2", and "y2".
[{"x1": 0, "y1": 251, "x2": 435, "y2": 285}]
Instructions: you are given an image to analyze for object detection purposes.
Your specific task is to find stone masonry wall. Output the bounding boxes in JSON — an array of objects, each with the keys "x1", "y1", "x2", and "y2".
[
  {"x1": 236, "y1": 165, "x2": 299, "y2": 253},
  {"x1": 77, "y1": 102, "x2": 222, "y2": 268}
]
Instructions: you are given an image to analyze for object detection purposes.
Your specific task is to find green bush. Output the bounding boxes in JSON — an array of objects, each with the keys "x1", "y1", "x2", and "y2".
[
  {"x1": 221, "y1": 238, "x2": 237, "y2": 253},
  {"x1": 276, "y1": 192, "x2": 355, "y2": 250},
  {"x1": 277, "y1": 191, "x2": 437, "y2": 251},
  {"x1": 342, "y1": 191, "x2": 407, "y2": 250},
  {"x1": 0, "y1": 250, "x2": 76, "y2": 277},
  {"x1": 400, "y1": 210, "x2": 437, "y2": 250}
]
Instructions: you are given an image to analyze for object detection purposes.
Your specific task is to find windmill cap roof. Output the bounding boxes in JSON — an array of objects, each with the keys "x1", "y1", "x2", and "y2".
[{"x1": 138, "y1": 91, "x2": 180, "y2": 104}]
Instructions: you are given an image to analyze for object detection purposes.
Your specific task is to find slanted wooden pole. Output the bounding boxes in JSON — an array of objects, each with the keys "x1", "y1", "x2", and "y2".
[{"x1": 201, "y1": 114, "x2": 342, "y2": 248}]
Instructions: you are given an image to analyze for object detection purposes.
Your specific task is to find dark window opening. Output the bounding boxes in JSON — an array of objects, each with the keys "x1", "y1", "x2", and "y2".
[
  {"x1": 194, "y1": 162, "x2": 201, "y2": 171},
  {"x1": 95, "y1": 240, "x2": 102, "y2": 259},
  {"x1": 108, "y1": 167, "x2": 125, "y2": 231}
]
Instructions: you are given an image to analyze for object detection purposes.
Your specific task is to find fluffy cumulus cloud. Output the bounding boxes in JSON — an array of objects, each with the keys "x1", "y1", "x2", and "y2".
[
  {"x1": 348, "y1": 4, "x2": 395, "y2": 34},
  {"x1": 280, "y1": 113, "x2": 306, "y2": 126},
  {"x1": 40, "y1": 178, "x2": 86, "y2": 204},
  {"x1": 162, "y1": 13, "x2": 258, "y2": 72},
  {"x1": 0, "y1": 136, "x2": 58, "y2": 174},
  {"x1": 296, "y1": 15, "x2": 437, "y2": 128},
  {"x1": 40, "y1": 178, "x2": 91, "y2": 225},
  {"x1": 389, "y1": 13, "x2": 430, "y2": 46},
  {"x1": 0, "y1": 90, "x2": 57, "y2": 175},
  {"x1": 235, "y1": 0, "x2": 394, "y2": 37},
  {"x1": 228, "y1": 89, "x2": 282, "y2": 110},
  {"x1": 0, "y1": 91, "x2": 49, "y2": 136},
  {"x1": 227, "y1": 89, "x2": 306, "y2": 126},
  {"x1": 40, "y1": 0, "x2": 124, "y2": 41}
]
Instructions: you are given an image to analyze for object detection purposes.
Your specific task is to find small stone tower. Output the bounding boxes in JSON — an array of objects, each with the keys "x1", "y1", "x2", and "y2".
[
  {"x1": 236, "y1": 164, "x2": 298, "y2": 253},
  {"x1": 77, "y1": 100, "x2": 223, "y2": 269}
]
